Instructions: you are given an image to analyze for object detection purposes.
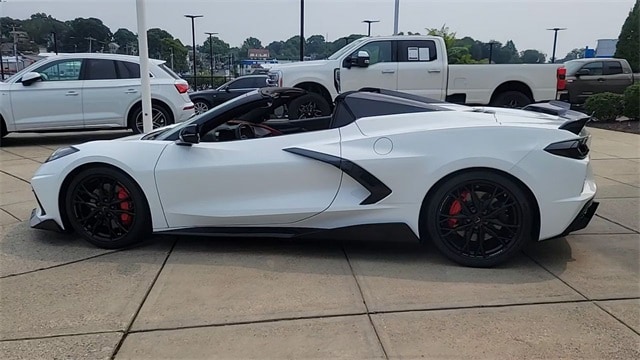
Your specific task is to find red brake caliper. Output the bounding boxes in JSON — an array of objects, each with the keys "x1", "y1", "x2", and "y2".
[
  {"x1": 117, "y1": 186, "x2": 132, "y2": 226},
  {"x1": 448, "y1": 190, "x2": 469, "y2": 228}
]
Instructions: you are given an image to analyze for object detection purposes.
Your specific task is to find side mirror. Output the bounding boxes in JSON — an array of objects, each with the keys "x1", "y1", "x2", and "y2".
[
  {"x1": 176, "y1": 124, "x2": 200, "y2": 146},
  {"x1": 343, "y1": 56, "x2": 352, "y2": 69},
  {"x1": 21, "y1": 72, "x2": 43, "y2": 86},
  {"x1": 355, "y1": 50, "x2": 370, "y2": 67},
  {"x1": 576, "y1": 68, "x2": 590, "y2": 76}
]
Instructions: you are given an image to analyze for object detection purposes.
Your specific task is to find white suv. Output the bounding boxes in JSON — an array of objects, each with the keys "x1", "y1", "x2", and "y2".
[{"x1": 0, "y1": 53, "x2": 195, "y2": 139}]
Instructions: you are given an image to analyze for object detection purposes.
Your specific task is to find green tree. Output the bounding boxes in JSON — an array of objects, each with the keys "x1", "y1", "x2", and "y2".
[
  {"x1": 426, "y1": 24, "x2": 456, "y2": 49},
  {"x1": 21, "y1": 13, "x2": 70, "y2": 51},
  {"x1": 614, "y1": 0, "x2": 639, "y2": 72},
  {"x1": 559, "y1": 48, "x2": 585, "y2": 63},
  {"x1": 61, "y1": 17, "x2": 112, "y2": 53},
  {"x1": 520, "y1": 49, "x2": 546, "y2": 63},
  {"x1": 113, "y1": 28, "x2": 137, "y2": 54}
]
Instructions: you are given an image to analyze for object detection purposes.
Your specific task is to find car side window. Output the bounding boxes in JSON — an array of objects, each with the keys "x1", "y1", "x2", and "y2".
[
  {"x1": 252, "y1": 77, "x2": 267, "y2": 88},
  {"x1": 228, "y1": 78, "x2": 255, "y2": 89},
  {"x1": 581, "y1": 62, "x2": 603, "y2": 76},
  {"x1": 604, "y1": 61, "x2": 623, "y2": 75},
  {"x1": 116, "y1": 61, "x2": 141, "y2": 78},
  {"x1": 352, "y1": 41, "x2": 393, "y2": 65},
  {"x1": 398, "y1": 40, "x2": 437, "y2": 62},
  {"x1": 85, "y1": 59, "x2": 117, "y2": 80},
  {"x1": 36, "y1": 60, "x2": 82, "y2": 81}
]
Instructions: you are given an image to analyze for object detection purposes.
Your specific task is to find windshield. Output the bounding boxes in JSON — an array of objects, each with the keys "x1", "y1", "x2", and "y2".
[{"x1": 327, "y1": 38, "x2": 368, "y2": 60}]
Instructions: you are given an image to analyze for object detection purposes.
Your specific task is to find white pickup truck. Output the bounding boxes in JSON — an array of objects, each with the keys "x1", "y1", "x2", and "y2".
[{"x1": 267, "y1": 35, "x2": 564, "y2": 118}]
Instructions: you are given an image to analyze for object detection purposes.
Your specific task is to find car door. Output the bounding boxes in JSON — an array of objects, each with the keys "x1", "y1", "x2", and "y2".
[
  {"x1": 154, "y1": 128, "x2": 342, "y2": 227},
  {"x1": 603, "y1": 61, "x2": 632, "y2": 94},
  {"x1": 572, "y1": 61, "x2": 605, "y2": 103},
  {"x1": 340, "y1": 40, "x2": 397, "y2": 92},
  {"x1": 9, "y1": 58, "x2": 84, "y2": 130},
  {"x1": 82, "y1": 58, "x2": 140, "y2": 128},
  {"x1": 396, "y1": 39, "x2": 446, "y2": 99}
]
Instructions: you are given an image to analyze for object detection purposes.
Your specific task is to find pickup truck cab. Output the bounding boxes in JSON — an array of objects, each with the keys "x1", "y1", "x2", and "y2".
[
  {"x1": 556, "y1": 57, "x2": 639, "y2": 106},
  {"x1": 267, "y1": 35, "x2": 562, "y2": 118}
]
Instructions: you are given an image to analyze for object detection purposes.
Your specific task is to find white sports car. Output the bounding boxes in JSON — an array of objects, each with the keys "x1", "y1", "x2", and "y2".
[{"x1": 29, "y1": 87, "x2": 598, "y2": 267}]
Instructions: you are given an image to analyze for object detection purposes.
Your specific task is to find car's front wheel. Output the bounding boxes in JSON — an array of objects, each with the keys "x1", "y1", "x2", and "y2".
[
  {"x1": 193, "y1": 99, "x2": 211, "y2": 115},
  {"x1": 65, "y1": 166, "x2": 151, "y2": 249},
  {"x1": 423, "y1": 170, "x2": 533, "y2": 267}
]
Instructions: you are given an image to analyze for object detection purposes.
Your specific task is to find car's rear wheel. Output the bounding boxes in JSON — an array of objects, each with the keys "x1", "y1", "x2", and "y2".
[
  {"x1": 423, "y1": 171, "x2": 533, "y2": 267},
  {"x1": 130, "y1": 103, "x2": 173, "y2": 134},
  {"x1": 287, "y1": 92, "x2": 331, "y2": 119},
  {"x1": 193, "y1": 99, "x2": 211, "y2": 115},
  {"x1": 65, "y1": 166, "x2": 151, "y2": 249},
  {"x1": 1, "y1": 118, "x2": 7, "y2": 139},
  {"x1": 490, "y1": 91, "x2": 531, "y2": 108}
]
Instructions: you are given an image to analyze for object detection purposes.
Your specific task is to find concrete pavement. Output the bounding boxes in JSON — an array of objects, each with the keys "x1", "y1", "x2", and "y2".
[{"x1": 0, "y1": 128, "x2": 638, "y2": 359}]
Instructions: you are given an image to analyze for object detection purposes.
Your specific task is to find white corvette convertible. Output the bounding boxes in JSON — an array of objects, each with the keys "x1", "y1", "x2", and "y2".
[{"x1": 30, "y1": 87, "x2": 598, "y2": 267}]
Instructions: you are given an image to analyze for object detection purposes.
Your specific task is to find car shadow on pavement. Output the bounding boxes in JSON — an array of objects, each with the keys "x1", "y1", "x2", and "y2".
[
  {"x1": 1, "y1": 221, "x2": 573, "y2": 284},
  {"x1": 0, "y1": 131, "x2": 131, "y2": 148}
]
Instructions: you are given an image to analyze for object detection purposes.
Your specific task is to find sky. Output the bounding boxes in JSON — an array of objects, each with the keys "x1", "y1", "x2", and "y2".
[{"x1": 1, "y1": 0, "x2": 636, "y2": 58}]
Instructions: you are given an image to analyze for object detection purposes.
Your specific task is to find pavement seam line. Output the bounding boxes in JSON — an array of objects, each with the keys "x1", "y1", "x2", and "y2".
[
  {"x1": 592, "y1": 300, "x2": 640, "y2": 336},
  {"x1": 0, "y1": 249, "x2": 121, "y2": 279},
  {"x1": 341, "y1": 246, "x2": 389, "y2": 360},
  {"x1": 594, "y1": 214, "x2": 639, "y2": 234},
  {"x1": 0, "y1": 169, "x2": 31, "y2": 184},
  {"x1": 597, "y1": 174, "x2": 640, "y2": 189},
  {"x1": 121, "y1": 296, "x2": 640, "y2": 336},
  {"x1": 0, "y1": 330, "x2": 123, "y2": 343},
  {"x1": 0, "y1": 207, "x2": 21, "y2": 222},
  {"x1": 523, "y1": 251, "x2": 590, "y2": 300},
  {"x1": 110, "y1": 238, "x2": 177, "y2": 360}
]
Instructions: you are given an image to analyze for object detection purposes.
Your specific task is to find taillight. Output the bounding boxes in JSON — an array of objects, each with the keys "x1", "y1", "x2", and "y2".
[
  {"x1": 174, "y1": 81, "x2": 189, "y2": 94},
  {"x1": 557, "y1": 66, "x2": 566, "y2": 91},
  {"x1": 544, "y1": 137, "x2": 589, "y2": 159}
]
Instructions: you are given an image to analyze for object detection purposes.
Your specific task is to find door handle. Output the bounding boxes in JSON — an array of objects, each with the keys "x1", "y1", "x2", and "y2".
[
  {"x1": 596, "y1": 78, "x2": 605, "y2": 82},
  {"x1": 125, "y1": 89, "x2": 138, "y2": 94},
  {"x1": 381, "y1": 69, "x2": 396, "y2": 74},
  {"x1": 427, "y1": 69, "x2": 441, "y2": 73},
  {"x1": 65, "y1": 91, "x2": 79, "y2": 96}
]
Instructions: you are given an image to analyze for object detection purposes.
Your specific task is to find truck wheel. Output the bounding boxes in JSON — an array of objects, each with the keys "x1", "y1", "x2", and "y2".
[
  {"x1": 1, "y1": 119, "x2": 7, "y2": 139},
  {"x1": 288, "y1": 93, "x2": 331, "y2": 119},
  {"x1": 491, "y1": 91, "x2": 532, "y2": 108}
]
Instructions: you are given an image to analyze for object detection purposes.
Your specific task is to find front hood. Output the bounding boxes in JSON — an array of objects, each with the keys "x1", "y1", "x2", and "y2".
[{"x1": 268, "y1": 60, "x2": 334, "y2": 72}]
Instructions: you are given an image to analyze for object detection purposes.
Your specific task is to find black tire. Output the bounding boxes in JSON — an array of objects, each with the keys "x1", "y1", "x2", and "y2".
[
  {"x1": 129, "y1": 103, "x2": 173, "y2": 134},
  {"x1": 422, "y1": 170, "x2": 533, "y2": 267},
  {"x1": 1, "y1": 118, "x2": 7, "y2": 139},
  {"x1": 490, "y1": 91, "x2": 532, "y2": 108},
  {"x1": 65, "y1": 166, "x2": 151, "y2": 249},
  {"x1": 287, "y1": 92, "x2": 331, "y2": 119},
  {"x1": 192, "y1": 98, "x2": 211, "y2": 115}
]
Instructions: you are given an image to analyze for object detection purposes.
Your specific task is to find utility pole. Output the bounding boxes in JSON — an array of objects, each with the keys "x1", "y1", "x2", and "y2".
[
  {"x1": 362, "y1": 20, "x2": 380, "y2": 37},
  {"x1": 546, "y1": 27, "x2": 567, "y2": 63},
  {"x1": 0, "y1": 0, "x2": 5, "y2": 80},
  {"x1": 170, "y1": 47, "x2": 174, "y2": 70},
  {"x1": 51, "y1": 31, "x2": 58, "y2": 54},
  {"x1": 299, "y1": 0, "x2": 304, "y2": 61},
  {"x1": 85, "y1": 36, "x2": 96, "y2": 53},
  {"x1": 205, "y1": 31, "x2": 218, "y2": 79},
  {"x1": 488, "y1": 41, "x2": 497, "y2": 64},
  {"x1": 12, "y1": 26, "x2": 18, "y2": 71},
  {"x1": 393, "y1": 0, "x2": 400, "y2": 35},
  {"x1": 184, "y1": 14, "x2": 203, "y2": 89}
]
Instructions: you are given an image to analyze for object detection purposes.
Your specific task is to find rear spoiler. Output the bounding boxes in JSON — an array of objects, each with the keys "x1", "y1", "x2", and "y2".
[{"x1": 522, "y1": 101, "x2": 592, "y2": 135}]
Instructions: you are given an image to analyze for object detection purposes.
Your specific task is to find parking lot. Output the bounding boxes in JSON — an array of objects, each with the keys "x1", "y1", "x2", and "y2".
[{"x1": 0, "y1": 127, "x2": 638, "y2": 359}]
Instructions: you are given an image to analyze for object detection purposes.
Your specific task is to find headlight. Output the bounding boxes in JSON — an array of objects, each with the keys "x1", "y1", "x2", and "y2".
[{"x1": 46, "y1": 146, "x2": 79, "y2": 162}]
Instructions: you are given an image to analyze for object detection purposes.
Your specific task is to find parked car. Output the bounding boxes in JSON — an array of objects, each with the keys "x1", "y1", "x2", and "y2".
[
  {"x1": 0, "y1": 53, "x2": 195, "y2": 139},
  {"x1": 556, "y1": 57, "x2": 640, "y2": 106},
  {"x1": 189, "y1": 75, "x2": 269, "y2": 114},
  {"x1": 267, "y1": 35, "x2": 564, "y2": 118},
  {"x1": 30, "y1": 87, "x2": 598, "y2": 268}
]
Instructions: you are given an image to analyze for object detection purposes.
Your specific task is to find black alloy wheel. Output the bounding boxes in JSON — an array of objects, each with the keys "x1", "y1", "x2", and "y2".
[
  {"x1": 65, "y1": 167, "x2": 151, "y2": 249},
  {"x1": 287, "y1": 93, "x2": 331, "y2": 119},
  {"x1": 132, "y1": 104, "x2": 172, "y2": 134},
  {"x1": 424, "y1": 171, "x2": 533, "y2": 267}
]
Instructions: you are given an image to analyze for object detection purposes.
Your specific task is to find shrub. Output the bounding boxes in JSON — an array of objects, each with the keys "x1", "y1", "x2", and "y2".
[
  {"x1": 623, "y1": 83, "x2": 640, "y2": 119},
  {"x1": 585, "y1": 92, "x2": 624, "y2": 121}
]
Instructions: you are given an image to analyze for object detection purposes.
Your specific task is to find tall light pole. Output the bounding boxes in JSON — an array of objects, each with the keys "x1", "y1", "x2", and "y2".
[
  {"x1": 362, "y1": 20, "x2": 380, "y2": 37},
  {"x1": 136, "y1": 0, "x2": 153, "y2": 133},
  {"x1": 488, "y1": 41, "x2": 497, "y2": 64},
  {"x1": 185, "y1": 14, "x2": 203, "y2": 88},
  {"x1": 393, "y1": 0, "x2": 400, "y2": 35},
  {"x1": 547, "y1": 27, "x2": 567, "y2": 63},
  {"x1": 0, "y1": 0, "x2": 6, "y2": 80},
  {"x1": 205, "y1": 31, "x2": 218, "y2": 81},
  {"x1": 299, "y1": 0, "x2": 304, "y2": 61}
]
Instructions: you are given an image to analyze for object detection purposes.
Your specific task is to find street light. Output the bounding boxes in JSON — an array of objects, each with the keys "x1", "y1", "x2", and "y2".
[
  {"x1": 488, "y1": 41, "x2": 497, "y2": 64},
  {"x1": 299, "y1": 0, "x2": 304, "y2": 61},
  {"x1": 362, "y1": 20, "x2": 380, "y2": 37},
  {"x1": 547, "y1": 27, "x2": 567, "y2": 63},
  {"x1": 205, "y1": 31, "x2": 218, "y2": 81},
  {"x1": 0, "y1": 0, "x2": 6, "y2": 80},
  {"x1": 185, "y1": 14, "x2": 203, "y2": 88}
]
